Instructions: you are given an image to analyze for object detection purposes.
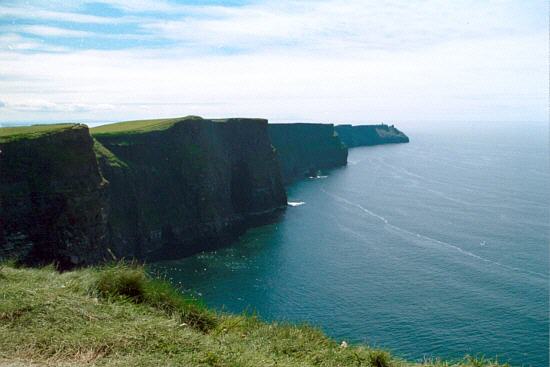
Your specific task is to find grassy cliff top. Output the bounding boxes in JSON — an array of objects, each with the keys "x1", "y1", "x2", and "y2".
[
  {"x1": 0, "y1": 263, "x2": 508, "y2": 367},
  {"x1": 336, "y1": 124, "x2": 389, "y2": 128},
  {"x1": 0, "y1": 123, "x2": 82, "y2": 143},
  {"x1": 269, "y1": 122, "x2": 335, "y2": 127},
  {"x1": 91, "y1": 116, "x2": 203, "y2": 136},
  {"x1": 91, "y1": 116, "x2": 267, "y2": 136}
]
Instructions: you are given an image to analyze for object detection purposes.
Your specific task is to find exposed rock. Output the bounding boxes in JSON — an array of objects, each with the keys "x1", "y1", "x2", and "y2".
[
  {"x1": 335, "y1": 124, "x2": 409, "y2": 147},
  {"x1": 0, "y1": 118, "x2": 409, "y2": 268},
  {"x1": 0, "y1": 124, "x2": 109, "y2": 268},
  {"x1": 0, "y1": 117, "x2": 287, "y2": 267},
  {"x1": 93, "y1": 116, "x2": 287, "y2": 261},
  {"x1": 268, "y1": 123, "x2": 348, "y2": 183}
]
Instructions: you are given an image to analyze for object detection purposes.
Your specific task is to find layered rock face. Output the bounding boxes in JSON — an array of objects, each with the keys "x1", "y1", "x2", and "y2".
[
  {"x1": 0, "y1": 118, "x2": 409, "y2": 267},
  {"x1": 268, "y1": 123, "x2": 348, "y2": 183},
  {"x1": 335, "y1": 124, "x2": 409, "y2": 148},
  {"x1": 93, "y1": 117, "x2": 287, "y2": 261},
  {"x1": 0, "y1": 117, "x2": 287, "y2": 266},
  {"x1": 0, "y1": 124, "x2": 109, "y2": 268}
]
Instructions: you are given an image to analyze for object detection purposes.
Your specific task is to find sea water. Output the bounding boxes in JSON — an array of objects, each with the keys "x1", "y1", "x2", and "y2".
[{"x1": 155, "y1": 122, "x2": 549, "y2": 366}]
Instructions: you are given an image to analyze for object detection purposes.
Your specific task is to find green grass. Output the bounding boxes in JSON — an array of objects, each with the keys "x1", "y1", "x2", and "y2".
[
  {"x1": 92, "y1": 139, "x2": 128, "y2": 168},
  {"x1": 0, "y1": 264, "x2": 510, "y2": 367},
  {"x1": 0, "y1": 124, "x2": 81, "y2": 143},
  {"x1": 90, "y1": 116, "x2": 203, "y2": 136},
  {"x1": 91, "y1": 116, "x2": 266, "y2": 137}
]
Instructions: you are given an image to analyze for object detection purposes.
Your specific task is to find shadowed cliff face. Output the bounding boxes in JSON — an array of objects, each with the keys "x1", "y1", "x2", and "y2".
[
  {"x1": 335, "y1": 124, "x2": 409, "y2": 148},
  {"x1": 93, "y1": 117, "x2": 287, "y2": 261},
  {"x1": 0, "y1": 117, "x2": 287, "y2": 267},
  {"x1": 0, "y1": 125, "x2": 109, "y2": 269},
  {"x1": 268, "y1": 123, "x2": 348, "y2": 184}
]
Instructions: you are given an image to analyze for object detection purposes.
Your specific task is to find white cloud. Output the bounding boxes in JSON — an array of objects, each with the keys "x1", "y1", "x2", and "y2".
[
  {"x1": 0, "y1": 99, "x2": 116, "y2": 113},
  {"x1": 13, "y1": 25, "x2": 94, "y2": 38},
  {"x1": 0, "y1": 33, "x2": 68, "y2": 52},
  {"x1": 95, "y1": 0, "x2": 182, "y2": 12},
  {"x1": 1, "y1": 30, "x2": 546, "y2": 123},
  {"x1": 0, "y1": 5, "x2": 116, "y2": 24},
  {"x1": 0, "y1": 0, "x2": 547, "y2": 123},
  {"x1": 138, "y1": 0, "x2": 544, "y2": 53}
]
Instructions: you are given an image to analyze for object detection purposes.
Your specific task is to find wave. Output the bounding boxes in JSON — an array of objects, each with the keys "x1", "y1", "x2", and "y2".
[
  {"x1": 424, "y1": 188, "x2": 477, "y2": 206},
  {"x1": 321, "y1": 189, "x2": 547, "y2": 280},
  {"x1": 378, "y1": 159, "x2": 477, "y2": 193},
  {"x1": 376, "y1": 160, "x2": 545, "y2": 210},
  {"x1": 347, "y1": 159, "x2": 367, "y2": 166},
  {"x1": 288, "y1": 201, "x2": 305, "y2": 207}
]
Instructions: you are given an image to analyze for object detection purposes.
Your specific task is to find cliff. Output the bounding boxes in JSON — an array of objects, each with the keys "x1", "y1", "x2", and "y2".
[
  {"x1": 0, "y1": 117, "x2": 287, "y2": 266},
  {"x1": 268, "y1": 123, "x2": 348, "y2": 183},
  {"x1": 0, "y1": 124, "x2": 109, "y2": 268},
  {"x1": 92, "y1": 116, "x2": 287, "y2": 261},
  {"x1": 335, "y1": 124, "x2": 409, "y2": 147}
]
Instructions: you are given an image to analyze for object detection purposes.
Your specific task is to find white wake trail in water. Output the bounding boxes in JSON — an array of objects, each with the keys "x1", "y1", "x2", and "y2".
[{"x1": 321, "y1": 189, "x2": 546, "y2": 280}]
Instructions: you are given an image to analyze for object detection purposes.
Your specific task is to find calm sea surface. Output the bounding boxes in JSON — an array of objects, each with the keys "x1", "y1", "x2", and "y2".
[{"x1": 154, "y1": 122, "x2": 549, "y2": 366}]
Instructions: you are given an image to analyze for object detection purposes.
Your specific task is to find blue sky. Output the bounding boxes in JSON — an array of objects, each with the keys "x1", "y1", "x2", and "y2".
[{"x1": 0, "y1": 0, "x2": 547, "y2": 124}]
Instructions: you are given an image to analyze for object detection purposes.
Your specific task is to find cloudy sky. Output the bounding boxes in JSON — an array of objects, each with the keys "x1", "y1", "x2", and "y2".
[{"x1": 0, "y1": 0, "x2": 547, "y2": 124}]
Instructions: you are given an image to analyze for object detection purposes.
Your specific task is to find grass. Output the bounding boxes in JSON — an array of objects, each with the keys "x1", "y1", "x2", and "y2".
[
  {"x1": 91, "y1": 116, "x2": 266, "y2": 136},
  {"x1": 0, "y1": 263, "x2": 511, "y2": 367},
  {"x1": 90, "y1": 116, "x2": 203, "y2": 136},
  {"x1": 92, "y1": 139, "x2": 128, "y2": 168},
  {"x1": 0, "y1": 124, "x2": 81, "y2": 143}
]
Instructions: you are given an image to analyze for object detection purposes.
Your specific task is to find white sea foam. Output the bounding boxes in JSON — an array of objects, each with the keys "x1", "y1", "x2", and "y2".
[{"x1": 288, "y1": 201, "x2": 305, "y2": 207}]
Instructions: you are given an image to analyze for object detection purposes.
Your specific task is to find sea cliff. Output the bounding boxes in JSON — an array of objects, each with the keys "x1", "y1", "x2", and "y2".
[
  {"x1": 335, "y1": 124, "x2": 409, "y2": 147},
  {"x1": 0, "y1": 124, "x2": 109, "y2": 268},
  {"x1": 0, "y1": 118, "x2": 410, "y2": 267},
  {"x1": 92, "y1": 116, "x2": 287, "y2": 261},
  {"x1": 268, "y1": 123, "x2": 348, "y2": 183},
  {"x1": 0, "y1": 117, "x2": 287, "y2": 266}
]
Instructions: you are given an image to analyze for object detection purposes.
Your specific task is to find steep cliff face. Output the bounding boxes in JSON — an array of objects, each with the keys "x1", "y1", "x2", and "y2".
[
  {"x1": 0, "y1": 117, "x2": 287, "y2": 266},
  {"x1": 92, "y1": 116, "x2": 287, "y2": 261},
  {"x1": 0, "y1": 124, "x2": 109, "y2": 268},
  {"x1": 335, "y1": 124, "x2": 409, "y2": 147},
  {"x1": 268, "y1": 123, "x2": 348, "y2": 183}
]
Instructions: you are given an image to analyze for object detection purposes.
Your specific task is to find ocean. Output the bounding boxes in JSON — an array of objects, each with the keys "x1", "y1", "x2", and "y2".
[{"x1": 154, "y1": 121, "x2": 549, "y2": 366}]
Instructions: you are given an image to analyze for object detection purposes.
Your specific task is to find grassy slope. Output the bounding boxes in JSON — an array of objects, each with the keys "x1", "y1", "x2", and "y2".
[
  {"x1": 90, "y1": 116, "x2": 203, "y2": 136},
  {"x1": 90, "y1": 116, "x2": 265, "y2": 137},
  {"x1": 0, "y1": 264, "x2": 508, "y2": 367},
  {"x1": 0, "y1": 124, "x2": 79, "y2": 143},
  {"x1": 92, "y1": 139, "x2": 128, "y2": 168},
  {"x1": 90, "y1": 117, "x2": 196, "y2": 168}
]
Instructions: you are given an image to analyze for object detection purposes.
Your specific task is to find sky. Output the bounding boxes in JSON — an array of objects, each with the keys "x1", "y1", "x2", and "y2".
[{"x1": 0, "y1": 0, "x2": 547, "y2": 124}]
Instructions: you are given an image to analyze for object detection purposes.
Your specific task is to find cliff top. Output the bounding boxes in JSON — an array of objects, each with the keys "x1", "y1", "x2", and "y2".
[
  {"x1": 336, "y1": 123, "x2": 390, "y2": 128},
  {"x1": 270, "y1": 122, "x2": 335, "y2": 127},
  {"x1": 91, "y1": 116, "x2": 203, "y2": 136},
  {"x1": 0, "y1": 263, "x2": 506, "y2": 367},
  {"x1": 91, "y1": 116, "x2": 267, "y2": 136},
  {"x1": 0, "y1": 123, "x2": 83, "y2": 143}
]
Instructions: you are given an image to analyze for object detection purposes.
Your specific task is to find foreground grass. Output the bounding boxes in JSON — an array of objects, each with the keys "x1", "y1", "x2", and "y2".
[{"x1": 0, "y1": 264, "x2": 509, "y2": 367}]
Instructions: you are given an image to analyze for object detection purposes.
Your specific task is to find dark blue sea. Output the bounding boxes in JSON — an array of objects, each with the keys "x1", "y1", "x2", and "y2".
[{"x1": 155, "y1": 122, "x2": 549, "y2": 366}]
